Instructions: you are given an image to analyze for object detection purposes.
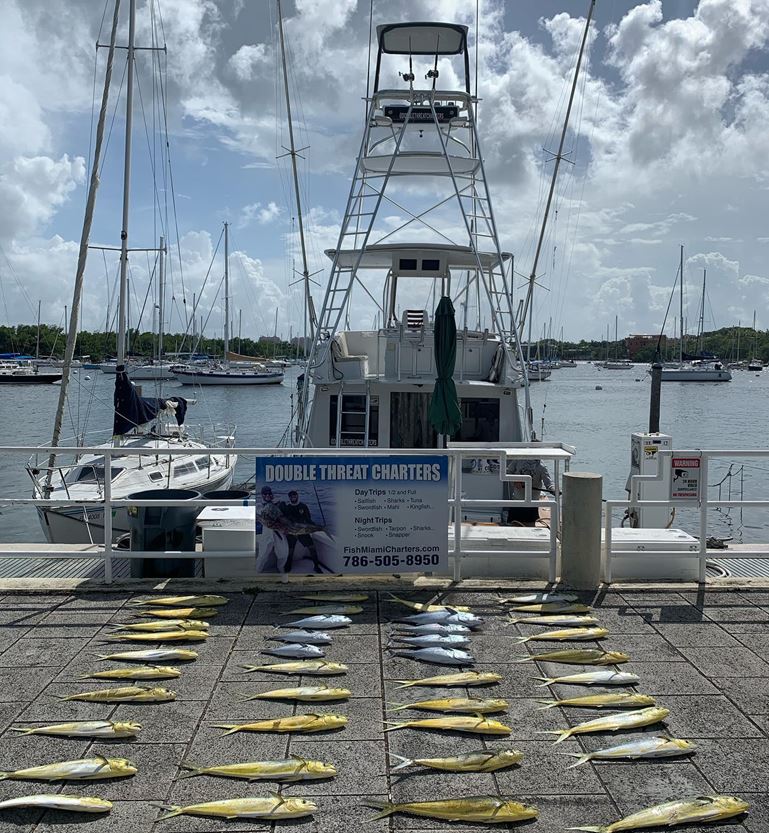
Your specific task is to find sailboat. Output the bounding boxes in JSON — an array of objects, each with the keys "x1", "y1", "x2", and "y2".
[
  {"x1": 602, "y1": 316, "x2": 633, "y2": 369},
  {"x1": 659, "y1": 247, "x2": 731, "y2": 382},
  {"x1": 174, "y1": 223, "x2": 285, "y2": 386},
  {"x1": 27, "y1": 0, "x2": 237, "y2": 544},
  {"x1": 747, "y1": 311, "x2": 763, "y2": 371}
]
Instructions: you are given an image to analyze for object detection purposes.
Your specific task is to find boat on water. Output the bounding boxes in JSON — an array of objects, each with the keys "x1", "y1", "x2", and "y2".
[
  {"x1": 27, "y1": 0, "x2": 237, "y2": 543},
  {"x1": 0, "y1": 361, "x2": 62, "y2": 385},
  {"x1": 175, "y1": 223, "x2": 285, "y2": 387},
  {"x1": 294, "y1": 21, "x2": 538, "y2": 519},
  {"x1": 602, "y1": 359, "x2": 634, "y2": 370}
]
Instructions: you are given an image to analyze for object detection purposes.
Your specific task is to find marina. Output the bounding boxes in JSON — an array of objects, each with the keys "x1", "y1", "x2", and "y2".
[{"x1": 1, "y1": 1, "x2": 769, "y2": 831}]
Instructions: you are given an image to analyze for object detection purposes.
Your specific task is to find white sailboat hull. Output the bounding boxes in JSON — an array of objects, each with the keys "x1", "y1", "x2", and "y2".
[
  {"x1": 659, "y1": 366, "x2": 732, "y2": 382},
  {"x1": 175, "y1": 369, "x2": 284, "y2": 385},
  {"x1": 129, "y1": 363, "x2": 178, "y2": 381}
]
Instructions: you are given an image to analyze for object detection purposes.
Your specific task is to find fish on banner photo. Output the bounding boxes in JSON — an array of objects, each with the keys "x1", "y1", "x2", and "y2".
[{"x1": 254, "y1": 455, "x2": 449, "y2": 575}]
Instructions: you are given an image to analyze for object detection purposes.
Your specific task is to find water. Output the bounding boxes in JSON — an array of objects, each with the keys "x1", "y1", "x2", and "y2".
[{"x1": 1, "y1": 364, "x2": 767, "y2": 542}]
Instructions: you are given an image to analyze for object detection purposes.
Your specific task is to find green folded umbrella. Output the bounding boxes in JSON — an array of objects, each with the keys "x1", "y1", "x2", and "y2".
[{"x1": 429, "y1": 296, "x2": 462, "y2": 437}]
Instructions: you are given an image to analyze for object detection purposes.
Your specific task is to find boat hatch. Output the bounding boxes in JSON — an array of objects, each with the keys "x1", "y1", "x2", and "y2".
[
  {"x1": 174, "y1": 461, "x2": 198, "y2": 476},
  {"x1": 65, "y1": 464, "x2": 125, "y2": 485},
  {"x1": 390, "y1": 394, "x2": 499, "y2": 448}
]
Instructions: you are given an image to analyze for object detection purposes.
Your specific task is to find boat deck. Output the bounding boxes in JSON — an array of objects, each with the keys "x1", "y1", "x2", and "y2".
[{"x1": 0, "y1": 587, "x2": 766, "y2": 831}]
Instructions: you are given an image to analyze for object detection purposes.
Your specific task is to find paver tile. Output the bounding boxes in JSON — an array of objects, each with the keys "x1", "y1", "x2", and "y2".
[
  {"x1": 651, "y1": 622, "x2": 742, "y2": 646},
  {"x1": 676, "y1": 646, "x2": 769, "y2": 677},
  {"x1": 622, "y1": 660, "x2": 721, "y2": 694},
  {"x1": 713, "y1": 676, "x2": 769, "y2": 715},
  {"x1": 0, "y1": 637, "x2": 92, "y2": 667},
  {"x1": 654, "y1": 694, "x2": 764, "y2": 738},
  {"x1": 692, "y1": 738, "x2": 769, "y2": 791}
]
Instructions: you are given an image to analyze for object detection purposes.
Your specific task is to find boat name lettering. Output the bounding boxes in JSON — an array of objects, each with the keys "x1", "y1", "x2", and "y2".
[{"x1": 263, "y1": 463, "x2": 442, "y2": 482}]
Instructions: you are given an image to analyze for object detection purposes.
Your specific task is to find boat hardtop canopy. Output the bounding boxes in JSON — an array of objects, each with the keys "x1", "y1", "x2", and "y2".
[
  {"x1": 324, "y1": 243, "x2": 511, "y2": 274},
  {"x1": 376, "y1": 23, "x2": 468, "y2": 55}
]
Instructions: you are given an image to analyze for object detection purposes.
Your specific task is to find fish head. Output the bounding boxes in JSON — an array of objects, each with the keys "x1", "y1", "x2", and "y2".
[
  {"x1": 497, "y1": 749, "x2": 524, "y2": 764},
  {"x1": 635, "y1": 695, "x2": 657, "y2": 706},
  {"x1": 148, "y1": 687, "x2": 175, "y2": 698},
  {"x1": 109, "y1": 757, "x2": 138, "y2": 775},
  {"x1": 306, "y1": 760, "x2": 337, "y2": 777},
  {"x1": 603, "y1": 651, "x2": 630, "y2": 663},
  {"x1": 484, "y1": 699, "x2": 508, "y2": 710},
  {"x1": 112, "y1": 721, "x2": 142, "y2": 736},
  {"x1": 710, "y1": 796, "x2": 749, "y2": 816},
  {"x1": 322, "y1": 714, "x2": 348, "y2": 727},
  {"x1": 78, "y1": 797, "x2": 113, "y2": 810},
  {"x1": 668, "y1": 738, "x2": 696, "y2": 751},
  {"x1": 479, "y1": 673, "x2": 503, "y2": 683},
  {"x1": 281, "y1": 797, "x2": 318, "y2": 815},
  {"x1": 499, "y1": 799, "x2": 539, "y2": 820}
]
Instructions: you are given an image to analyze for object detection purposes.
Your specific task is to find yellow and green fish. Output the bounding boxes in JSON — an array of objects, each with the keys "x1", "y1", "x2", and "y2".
[
  {"x1": 386, "y1": 593, "x2": 471, "y2": 613},
  {"x1": 103, "y1": 630, "x2": 208, "y2": 643},
  {"x1": 214, "y1": 714, "x2": 347, "y2": 735},
  {"x1": 362, "y1": 796, "x2": 538, "y2": 824},
  {"x1": 80, "y1": 666, "x2": 181, "y2": 682},
  {"x1": 514, "y1": 626, "x2": 609, "y2": 643},
  {"x1": 128, "y1": 595, "x2": 228, "y2": 607},
  {"x1": 0, "y1": 795, "x2": 112, "y2": 813},
  {"x1": 133, "y1": 607, "x2": 218, "y2": 620},
  {"x1": 516, "y1": 649, "x2": 629, "y2": 665},
  {"x1": 241, "y1": 660, "x2": 347, "y2": 676},
  {"x1": 388, "y1": 697, "x2": 507, "y2": 714},
  {"x1": 0, "y1": 755, "x2": 136, "y2": 782},
  {"x1": 537, "y1": 693, "x2": 655, "y2": 710},
  {"x1": 389, "y1": 749, "x2": 523, "y2": 773},
  {"x1": 178, "y1": 756, "x2": 336, "y2": 781},
  {"x1": 10, "y1": 721, "x2": 141, "y2": 738},
  {"x1": 236, "y1": 686, "x2": 350, "y2": 702},
  {"x1": 384, "y1": 714, "x2": 511, "y2": 736},
  {"x1": 542, "y1": 706, "x2": 670, "y2": 744},
  {"x1": 110, "y1": 620, "x2": 209, "y2": 632},
  {"x1": 155, "y1": 795, "x2": 316, "y2": 821},
  {"x1": 395, "y1": 671, "x2": 501, "y2": 688},
  {"x1": 60, "y1": 686, "x2": 175, "y2": 703}
]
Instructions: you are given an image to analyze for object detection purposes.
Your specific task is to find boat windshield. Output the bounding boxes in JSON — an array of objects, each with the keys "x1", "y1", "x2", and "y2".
[{"x1": 64, "y1": 461, "x2": 125, "y2": 485}]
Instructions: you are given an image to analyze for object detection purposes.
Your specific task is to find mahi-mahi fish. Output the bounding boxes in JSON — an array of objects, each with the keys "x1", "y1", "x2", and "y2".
[
  {"x1": 0, "y1": 795, "x2": 112, "y2": 813},
  {"x1": 564, "y1": 736, "x2": 695, "y2": 768},
  {"x1": 516, "y1": 649, "x2": 629, "y2": 665},
  {"x1": 362, "y1": 796, "x2": 538, "y2": 823},
  {"x1": 155, "y1": 796, "x2": 317, "y2": 821},
  {"x1": 542, "y1": 706, "x2": 670, "y2": 744},
  {"x1": 537, "y1": 693, "x2": 655, "y2": 710},
  {"x1": 128, "y1": 595, "x2": 228, "y2": 607},
  {"x1": 383, "y1": 715, "x2": 511, "y2": 736},
  {"x1": 534, "y1": 670, "x2": 639, "y2": 687},
  {"x1": 388, "y1": 697, "x2": 507, "y2": 714},
  {"x1": 214, "y1": 714, "x2": 347, "y2": 735},
  {"x1": 568, "y1": 795, "x2": 748, "y2": 832},
  {"x1": 256, "y1": 511, "x2": 325, "y2": 537},
  {"x1": 514, "y1": 627, "x2": 609, "y2": 643},
  {"x1": 0, "y1": 756, "x2": 137, "y2": 782},
  {"x1": 177, "y1": 757, "x2": 336, "y2": 781},
  {"x1": 10, "y1": 721, "x2": 141, "y2": 738},
  {"x1": 395, "y1": 671, "x2": 501, "y2": 688},
  {"x1": 388, "y1": 749, "x2": 523, "y2": 773}
]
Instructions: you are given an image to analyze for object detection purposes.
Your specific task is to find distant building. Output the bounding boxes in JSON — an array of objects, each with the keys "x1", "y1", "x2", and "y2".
[
  {"x1": 625, "y1": 334, "x2": 665, "y2": 359},
  {"x1": 291, "y1": 336, "x2": 312, "y2": 352},
  {"x1": 258, "y1": 335, "x2": 281, "y2": 345}
]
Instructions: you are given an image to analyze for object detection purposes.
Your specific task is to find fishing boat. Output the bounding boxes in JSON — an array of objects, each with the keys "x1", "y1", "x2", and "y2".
[
  {"x1": 294, "y1": 22, "x2": 532, "y2": 466},
  {"x1": 175, "y1": 223, "x2": 284, "y2": 387},
  {"x1": 26, "y1": 0, "x2": 236, "y2": 543}
]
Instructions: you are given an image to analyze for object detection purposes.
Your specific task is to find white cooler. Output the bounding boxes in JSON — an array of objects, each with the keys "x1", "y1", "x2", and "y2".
[
  {"x1": 603, "y1": 527, "x2": 699, "y2": 581},
  {"x1": 199, "y1": 506, "x2": 257, "y2": 578}
]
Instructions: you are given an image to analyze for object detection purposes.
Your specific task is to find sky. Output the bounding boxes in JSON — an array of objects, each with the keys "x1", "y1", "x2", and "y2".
[{"x1": 1, "y1": 0, "x2": 768, "y2": 346}]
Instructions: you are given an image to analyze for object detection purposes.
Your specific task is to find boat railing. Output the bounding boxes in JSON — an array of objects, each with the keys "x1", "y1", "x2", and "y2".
[
  {"x1": 0, "y1": 442, "x2": 571, "y2": 584},
  {"x1": 606, "y1": 448, "x2": 769, "y2": 583}
]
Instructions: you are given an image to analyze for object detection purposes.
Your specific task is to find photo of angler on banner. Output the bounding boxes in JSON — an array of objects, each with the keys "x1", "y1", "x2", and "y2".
[{"x1": 254, "y1": 484, "x2": 337, "y2": 575}]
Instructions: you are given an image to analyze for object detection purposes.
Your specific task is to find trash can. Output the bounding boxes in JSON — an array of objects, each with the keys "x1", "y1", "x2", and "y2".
[
  {"x1": 127, "y1": 488, "x2": 201, "y2": 578},
  {"x1": 202, "y1": 489, "x2": 251, "y2": 502}
]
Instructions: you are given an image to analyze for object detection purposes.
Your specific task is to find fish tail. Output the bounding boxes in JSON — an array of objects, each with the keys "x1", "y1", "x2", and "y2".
[
  {"x1": 566, "y1": 827, "x2": 606, "y2": 832},
  {"x1": 234, "y1": 691, "x2": 257, "y2": 701},
  {"x1": 361, "y1": 798, "x2": 396, "y2": 820},
  {"x1": 382, "y1": 722, "x2": 406, "y2": 733},
  {"x1": 514, "y1": 656, "x2": 534, "y2": 663},
  {"x1": 535, "y1": 700, "x2": 558, "y2": 710},
  {"x1": 551, "y1": 729, "x2": 574, "y2": 745},
  {"x1": 385, "y1": 702, "x2": 409, "y2": 712},
  {"x1": 532, "y1": 676, "x2": 556, "y2": 687},
  {"x1": 175, "y1": 762, "x2": 202, "y2": 780},
  {"x1": 393, "y1": 680, "x2": 415, "y2": 689},
  {"x1": 513, "y1": 636, "x2": 531, "y2": 644},
  {"x1": 0, "y1": 773, "x2": 8, "y2": 781},
  {"x1": 212, "y1": 723, "x2": 240, "y2": 736},
  {"x1": 386, "y1": 753, "x2": 414, "y2": 772},
  {"x1": 564, "y1": 753, "x2": 593, "y2": 769},
  {"x1": 8, "y1": 727, "x2": 33, "y2": 735},
  {"x1": 151, "y1": 802, "x2": 184, "y2": 820},
  {"x1": 388, "y1": 649, "x2": 411, "y2": 659}
]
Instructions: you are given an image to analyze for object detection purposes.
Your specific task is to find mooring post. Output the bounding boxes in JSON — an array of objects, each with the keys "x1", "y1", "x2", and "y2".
[
  {"x1": 561, "y1": 471, "x2": 603, "y2": 588},
  {"x1": 649, "y1": 351, "x2": 662, "y2": 433}
]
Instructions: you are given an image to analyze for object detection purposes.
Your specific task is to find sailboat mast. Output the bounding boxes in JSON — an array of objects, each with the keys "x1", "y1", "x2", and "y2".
[
  {"x1": 698, "y1": 268, "x2": 706, "y2": 355},
  {"x1": 277, "y1": 0, "x2": 314, "y2": 342},
  {"x1": 36, "y1": 300, "x2": 41, "y2": 359},
  {"x1": 116, "y1": 0, "x2": 136, "y2": 367},
  {"x1": 158, "y1": 236, "x2": 165, "y2": 363},
  {"x1": 519, "y1": 0, "x2": 595, "y2": 334},
  {"x1": 223, "y1": 221, "x2": 230, "y2": 359},
  {"x1": 679, "y1": 244, "x2": 684, "y2": 364}
]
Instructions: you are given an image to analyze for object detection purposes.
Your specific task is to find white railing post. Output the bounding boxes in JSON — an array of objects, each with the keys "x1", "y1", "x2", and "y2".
[
  {"x1": 549, "y1": 458, "x2": 560, "y2": 583},
  {"x1": 102, "y1": 447, "x2": 113, "y2": 584},
  {"x1": 604, "y1": 502, "x2": 613, "y2": 583},
  {"x1": 453, "y1": 451, "x2": 463, "y2": 582},
  {"x1": 699, "y1": 454, "x2": 709, "y2": 584}
]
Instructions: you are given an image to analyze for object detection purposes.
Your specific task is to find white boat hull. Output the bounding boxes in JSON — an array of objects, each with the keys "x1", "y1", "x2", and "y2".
[
  {"x1": 660, "y1": 368, "x2": 732, "y2": 382},
  {"x1": 129, "y1": 364, "x2": 177, "y2": 381},
  {"x1": 175, "y1": 369, "x2": 284, "y2": 385}
]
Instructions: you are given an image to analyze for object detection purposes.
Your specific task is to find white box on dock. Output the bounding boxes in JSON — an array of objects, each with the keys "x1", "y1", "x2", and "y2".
[
  {"x1": 199, "y1": 506, "x2": 256, "y2": 578},
  {"x1": 447, "y1": 525, "x2": 552, "y2": 579},
  {"x1": 603, "y1": 527, "x2": 699, "y2": 580}
]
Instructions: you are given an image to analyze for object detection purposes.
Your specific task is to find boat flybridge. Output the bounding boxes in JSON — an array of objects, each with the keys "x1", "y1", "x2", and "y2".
[{"x1": 294, "y1": 22, "x2": 533, "y2": 518}]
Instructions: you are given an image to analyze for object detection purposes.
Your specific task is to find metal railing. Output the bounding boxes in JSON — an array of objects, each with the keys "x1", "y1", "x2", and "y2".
[
  {"x1": 606, "y1": 448, "x2": 769, "y2": 583},
  {"x1": 0, "y1": 442, "x2": 572, "y2": 584}
]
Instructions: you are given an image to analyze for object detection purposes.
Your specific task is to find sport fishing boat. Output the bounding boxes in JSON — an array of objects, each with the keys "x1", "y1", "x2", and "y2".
[
  {"x1": 0, "y1": 361, "x2": 62, "y2": 384},
  {"x1": 294, "y1": 22, "x2": 534, "y2": 514},
  {"x1": 27, "y1": 0, "x2": 236, "y2": 543}
]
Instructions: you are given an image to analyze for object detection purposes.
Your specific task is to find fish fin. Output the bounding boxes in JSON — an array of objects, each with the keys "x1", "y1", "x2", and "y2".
[
  {"x1": 151, "y1": 802, "x2": 184, "y2": 820},
  {"x1": 382, "y1": 722, "x2": 406, "y2": 732},
  {"x1": 386, "y1": 753, "x2": 413, "y2": 772},
  {"x1": 385, "y1": 702, "x2": 408, "y2": 712},
  {"x1": 535, "y1": 700, "x2": 558, "y2": 710},
  {"x1": 360, "y1": 798, "x2": 396, "y2": 821},
  {"x1": 289, "y1": 754, "x2": 308, "y2": 762},
  {"x1": 211, "y1": 723, "x2": 240, "y2": 736},
  {"x1": 564, "y1": 753, "x2": 592, "y2": 769},
  {"x1": 532, "y1": 676, "x2": 555, "y2": 687}
]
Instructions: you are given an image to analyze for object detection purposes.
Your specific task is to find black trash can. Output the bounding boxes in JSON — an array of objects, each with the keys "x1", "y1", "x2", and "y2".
[
  {"x1": 127, "y1": 488, "x2": 201, "y2": 578},
  {"x1": 202, "y1": 489, "x2": 251, "y2": 502}
]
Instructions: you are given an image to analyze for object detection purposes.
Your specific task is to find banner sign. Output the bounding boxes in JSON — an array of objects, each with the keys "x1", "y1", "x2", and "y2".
[
  {"x1": 384, "y1": 105, "x2": 459, "y2": 123},
  {"x1": 670, "y1": 456, "x2": 701, "y2": 501},
  {"x1": 254, "y1": 455, "x2": 449, "y2": 575}
]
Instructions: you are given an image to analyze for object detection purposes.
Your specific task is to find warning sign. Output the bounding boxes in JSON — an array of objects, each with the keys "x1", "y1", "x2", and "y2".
[{"x1": 670, "y1": 456, "x2": 701, "y2": 501}]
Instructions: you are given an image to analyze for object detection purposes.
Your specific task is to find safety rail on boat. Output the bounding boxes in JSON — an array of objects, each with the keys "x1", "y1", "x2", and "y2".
[
  {"x1": 606, "y1": 448, "x2": 769, "y2": 584},
  {"x1": 0, "y1": 442, "x2": 571, "y2": 584}
]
